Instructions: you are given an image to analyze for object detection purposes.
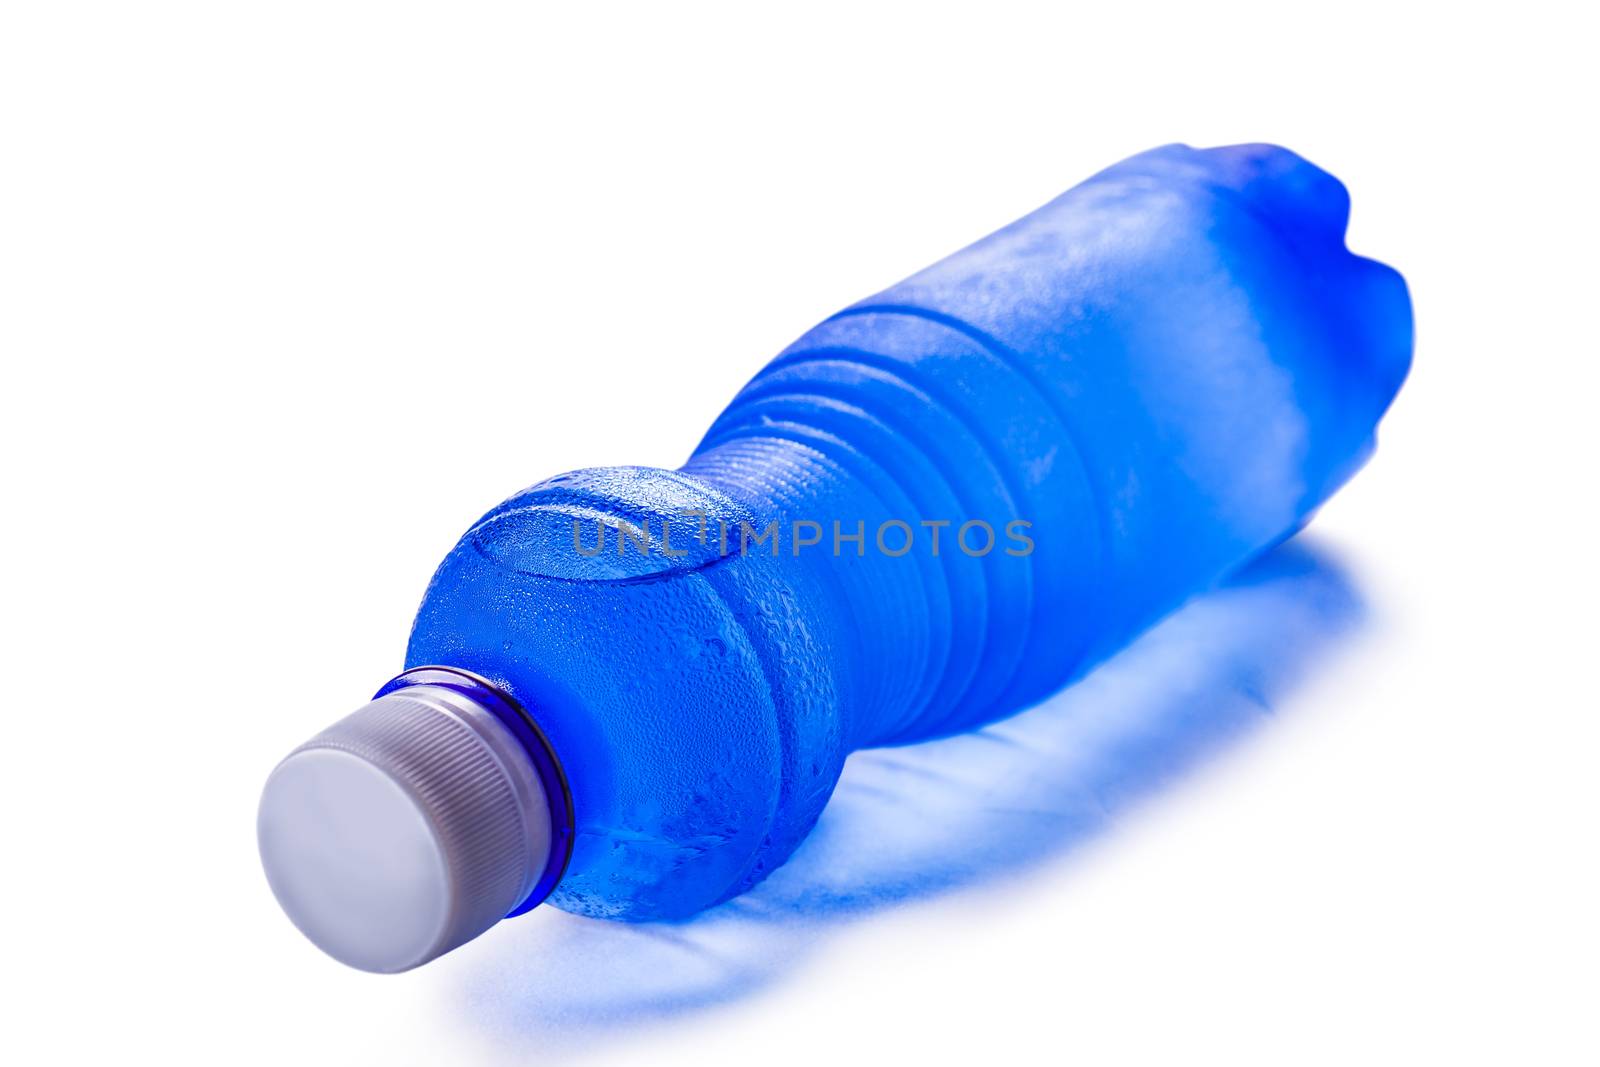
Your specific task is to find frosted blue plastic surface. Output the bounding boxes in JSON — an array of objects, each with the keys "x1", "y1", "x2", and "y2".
[{"x1": 406, "y1": 144, "x2": 1412, "y2": 920}]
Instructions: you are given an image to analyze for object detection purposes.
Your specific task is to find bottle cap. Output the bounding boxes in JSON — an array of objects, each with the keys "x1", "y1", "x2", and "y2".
[{"x1": 257, "y1": 683, "x2": 551, "y2": 972}]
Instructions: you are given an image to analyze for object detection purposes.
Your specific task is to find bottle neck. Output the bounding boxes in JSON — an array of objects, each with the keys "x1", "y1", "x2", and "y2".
[{"x1": 376, "y1": 665, "x2": 574, "y2": 916}]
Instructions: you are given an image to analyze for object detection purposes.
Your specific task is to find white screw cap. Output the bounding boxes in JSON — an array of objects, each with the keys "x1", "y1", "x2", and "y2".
[{"x1": 257, "y1": 683, "x2": 552, "y2": 973}]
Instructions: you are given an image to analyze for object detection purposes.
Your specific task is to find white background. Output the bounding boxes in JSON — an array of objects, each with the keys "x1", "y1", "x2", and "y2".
[{"x1": 3, "y1": 3, "x2": 1595, "y2": 1064}]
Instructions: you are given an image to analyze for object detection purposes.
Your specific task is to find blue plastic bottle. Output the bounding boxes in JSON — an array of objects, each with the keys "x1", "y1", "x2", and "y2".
[{"x1": 257, "y1": 143, "x2": 1411, "y2": 972}]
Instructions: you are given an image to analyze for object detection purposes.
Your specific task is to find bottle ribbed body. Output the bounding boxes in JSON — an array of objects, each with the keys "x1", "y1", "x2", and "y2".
[{"x1": 686, "y1": 306, "x2": 1104, "y2": 747}]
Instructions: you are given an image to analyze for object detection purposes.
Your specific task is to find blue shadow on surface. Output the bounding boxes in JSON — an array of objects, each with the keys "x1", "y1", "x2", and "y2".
[{"x1": 461, "y1": 536, "x2": 1364, "y2": 1044}]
